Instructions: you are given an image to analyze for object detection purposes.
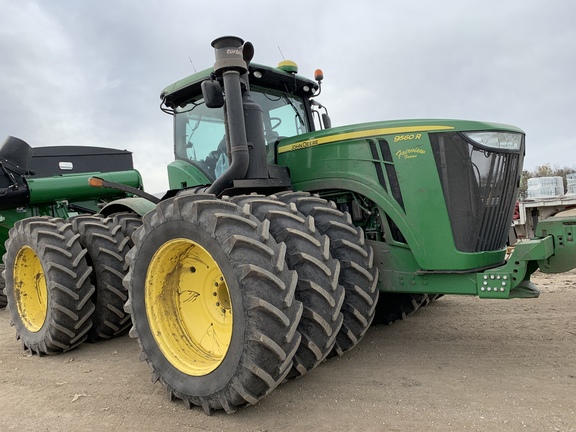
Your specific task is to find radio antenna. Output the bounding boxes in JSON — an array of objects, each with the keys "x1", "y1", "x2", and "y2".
[
  {"x1": 188, "y1": 57, "x2": 197, "y2": 73},
  {"x1": 277, "y1": 46, "x2": 286, "y2": 60}
]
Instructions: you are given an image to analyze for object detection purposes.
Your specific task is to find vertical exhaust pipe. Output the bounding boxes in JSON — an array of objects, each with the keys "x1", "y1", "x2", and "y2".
[{"x1": 206, "y1": 36, "x2": 251, "y2": 196}]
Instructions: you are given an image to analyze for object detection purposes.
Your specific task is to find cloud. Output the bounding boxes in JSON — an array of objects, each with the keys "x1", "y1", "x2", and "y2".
[{"x1": 1, "y1": 0, "x2": 575, "y2": 195}]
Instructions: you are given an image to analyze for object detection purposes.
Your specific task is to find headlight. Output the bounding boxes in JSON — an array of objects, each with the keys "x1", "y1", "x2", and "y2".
[{"x1": 462, "y1": 131, "x2": 523, "y2": 150}]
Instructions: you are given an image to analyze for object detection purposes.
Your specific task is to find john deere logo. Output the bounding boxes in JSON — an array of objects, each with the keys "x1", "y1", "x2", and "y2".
[{"x1": 291, "y1": 139, "x2": 319, "y2": 151}]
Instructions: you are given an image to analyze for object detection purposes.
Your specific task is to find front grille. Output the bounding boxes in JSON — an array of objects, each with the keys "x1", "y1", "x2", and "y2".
[{"x1": 430, "y1": 132, "x2": 524, "y2": 252}]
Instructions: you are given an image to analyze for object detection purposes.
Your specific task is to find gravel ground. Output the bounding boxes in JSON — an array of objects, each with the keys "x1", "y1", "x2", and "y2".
[{"x1": 1, "y1": 270, "x2": 574, "y2": 431}]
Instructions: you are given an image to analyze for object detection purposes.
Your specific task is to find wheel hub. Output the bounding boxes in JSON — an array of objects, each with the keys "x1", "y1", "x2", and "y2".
[
  {"x1": 146, "y1": 238, "x2": 233, "y2": 376},
  {"x1": 13, "y1": 246, "x2": 48, "y2": 332}
]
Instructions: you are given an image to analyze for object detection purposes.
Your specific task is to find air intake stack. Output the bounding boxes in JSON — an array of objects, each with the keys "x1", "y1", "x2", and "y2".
[{"x1": 206, "y1": 36, "x2": 269, "y2": 195}]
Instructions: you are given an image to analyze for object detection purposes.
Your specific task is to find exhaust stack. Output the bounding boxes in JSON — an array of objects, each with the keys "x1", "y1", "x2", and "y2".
[{"x1": 206, "y1": 36, "x2": 268, "y2": 195}]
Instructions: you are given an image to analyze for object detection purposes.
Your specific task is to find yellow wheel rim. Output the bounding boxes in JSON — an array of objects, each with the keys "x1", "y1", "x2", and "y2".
[
  {"x1": 146, "y1": 238, "x2": 233, "y2": 376},
  {"x1": 13, "y1": 246, "x2": 48, "y2": 332}
]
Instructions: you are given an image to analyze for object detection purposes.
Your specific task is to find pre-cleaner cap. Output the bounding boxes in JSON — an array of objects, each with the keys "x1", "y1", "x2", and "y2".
[{"x1": 211, "y1": 36, "x2": 248, "y2": 75}]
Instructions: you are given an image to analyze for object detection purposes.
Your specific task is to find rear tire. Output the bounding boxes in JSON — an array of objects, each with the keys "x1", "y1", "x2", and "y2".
[
  {"x1": 274, "y1": 191, "x2": 379, "y2": 356},
  {"x1": 124, "y1": 195, "x2": 303, "y2": 414},
  {"x1": 4, "y1": 217, "x2": 95, "y2": 354},
  {"x1": 110, "y1": 212, "x2": 143, "y2": 247},
  {"x1": 229, "y1": 194, "x2": 344, "y2": 378},
  {"x1": 373, "y1": 293, "x2": 429, "y2": 325},
  {"x1": 71, "y1": 215, "x2": 132, "y2": 341}
]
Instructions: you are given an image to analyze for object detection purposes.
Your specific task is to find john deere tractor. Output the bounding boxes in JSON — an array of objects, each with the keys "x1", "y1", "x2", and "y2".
[{"x1": 4, "y1": 36, "x2": 575, "y2": 414}]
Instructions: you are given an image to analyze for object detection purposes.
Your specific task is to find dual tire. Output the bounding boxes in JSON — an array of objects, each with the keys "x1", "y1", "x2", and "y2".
[
  {"x1": 124, "y1": 195, "x2": 303, "y2": 414},
  {"x1": 124, "y1": 192, "x2": 378, "y2": 413},
  {"x1": 274, "y1": 191, "x2": 380, "y2": 356},
  {"x1": 2, "y1": 214, "x2": 140, "y2": 354},
  {"x1": 228, "y1": 194, "x2": 345, "y2": 378}
]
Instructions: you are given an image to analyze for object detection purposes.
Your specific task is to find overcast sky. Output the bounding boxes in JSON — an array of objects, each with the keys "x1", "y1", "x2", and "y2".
[{"x1": 1, "y1": 0, "x2": 574, "y2": 192}]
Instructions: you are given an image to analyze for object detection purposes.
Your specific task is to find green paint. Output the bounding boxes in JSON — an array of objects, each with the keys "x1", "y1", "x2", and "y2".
[
  {"x1": 0, "y1": 169, "x2": 144, "y2": 256},
  {"x1": 167, "y1": 160, "x2": 212, "y2": 190},
  {"x1": 162, "y1": 61, "x2": 576, "y2": 299}
]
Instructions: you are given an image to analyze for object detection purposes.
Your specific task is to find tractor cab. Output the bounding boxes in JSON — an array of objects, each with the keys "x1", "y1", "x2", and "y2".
[{"x1": 161, "y1": 61, "x2": 324, "y2": 189}]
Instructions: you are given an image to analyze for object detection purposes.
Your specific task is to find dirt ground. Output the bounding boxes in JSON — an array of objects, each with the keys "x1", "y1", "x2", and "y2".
[{"x1": 1, "y1": 270, "x2": 574, "y2": 432}]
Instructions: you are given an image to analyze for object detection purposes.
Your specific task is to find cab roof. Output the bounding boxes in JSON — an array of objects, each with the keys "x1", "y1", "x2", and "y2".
[{"x1": 161, "y1": 63, "x2": 319, "y2": 109}]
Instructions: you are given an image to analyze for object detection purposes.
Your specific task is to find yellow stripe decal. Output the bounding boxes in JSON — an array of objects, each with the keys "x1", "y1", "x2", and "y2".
[{"x1": 277, "y1": 125, "x2": 455, "y2": 154}]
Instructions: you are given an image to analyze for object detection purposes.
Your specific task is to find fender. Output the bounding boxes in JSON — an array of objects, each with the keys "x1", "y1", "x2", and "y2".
[{"x1": 99, "y1": 197, "x2": 157, "y2": 217}]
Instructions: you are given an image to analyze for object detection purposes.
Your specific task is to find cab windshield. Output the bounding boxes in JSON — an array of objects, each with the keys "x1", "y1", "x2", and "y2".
[{"x1": 174, "y1": 87, "x2": 309, "y2": 180}]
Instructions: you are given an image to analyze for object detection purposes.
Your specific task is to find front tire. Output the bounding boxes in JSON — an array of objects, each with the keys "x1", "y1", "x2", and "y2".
[
  {"x1": 229, "y1": 195, "x2": 345, "y2": 379},
  {"x1": 124, "y1": 195, "x2": 303, "y2": 414},
  {"x1": 4, "y1": 217, "x2": 95, "y2": 354},
  {"x1": 275, "y1": 192, "x2": 379, "y2": 356}
]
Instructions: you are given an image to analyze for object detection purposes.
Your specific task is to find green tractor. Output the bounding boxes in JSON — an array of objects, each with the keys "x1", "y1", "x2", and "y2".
[
  {"x1": 4, "y1": 36, "x2": 575, "y2": 413},
  {"x1": 0, "y1": 136, "x2": 152, "y2": 346}
]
